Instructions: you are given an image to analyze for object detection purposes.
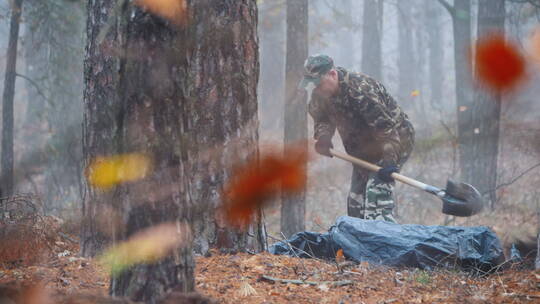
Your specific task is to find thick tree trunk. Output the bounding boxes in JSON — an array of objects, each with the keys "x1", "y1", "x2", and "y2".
[
  {"x1": 361, "y1": 0, "x2": 383, "y2": 80},
  {"x1": 81, "y1": 0, "x2": 124, "y2": 257},
  {"x1": 470, "y1": 0, "x2": 505, "y2": 208},
  {"x1": 281, "y1": 0, "x2": 308, "y2": 238},
  {"x1": 1, "y1": 0, "x2": 23, "y2": 198},
  {"x1": 83, "y1": 3, "x2": 263, "y2": 301}
]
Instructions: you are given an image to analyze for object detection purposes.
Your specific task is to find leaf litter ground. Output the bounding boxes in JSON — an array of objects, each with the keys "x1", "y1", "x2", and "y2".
[{"x1": 0, "y1": 235, "x2": 538, "y2": 303}]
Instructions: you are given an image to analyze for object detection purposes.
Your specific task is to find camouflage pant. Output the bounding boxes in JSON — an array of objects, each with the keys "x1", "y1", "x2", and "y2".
[
  {"x1": 347, "y1": 121, "x2": 414, "y2": 223},
  {"x1": 347, "y1": 168, "x2": 397, "y2": 223}
]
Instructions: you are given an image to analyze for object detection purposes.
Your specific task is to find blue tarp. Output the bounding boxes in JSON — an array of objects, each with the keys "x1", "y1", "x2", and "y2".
[{"x1": 269, "y1": 216, "x2": 505, "y2": 272}]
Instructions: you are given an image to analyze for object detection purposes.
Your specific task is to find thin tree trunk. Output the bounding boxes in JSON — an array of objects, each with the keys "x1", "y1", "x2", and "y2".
[
  {"x1": 470, "y1": 0, "x2": 505, "y2": 208},
  {"x1": 452, "y1": 0, "x2": 475, "y2": 185},
  {"x1": 361, "y1": 0, "x2": 383, "y2": 80},
  {"x1": 1, "y1": 0, "x2": 23, "y2": 198},
  {"x1": 338, "y1": 0, "x2": 355, "y2": 69},
  {"x1": 281, "y1": 0, "x2": 308, "y2": 238},
  {"x1": 258, "y1": 2, "x2": 286, "y2": 131},
  {"x1": 397, "y1": 1, "x2": 415, "y2": 116},
  {"x1": 426, "y1": 0, "x2": 443, "y2": 111},
  {"x1": 438, "y1": 0, "x2": 475, "y2": 184}
]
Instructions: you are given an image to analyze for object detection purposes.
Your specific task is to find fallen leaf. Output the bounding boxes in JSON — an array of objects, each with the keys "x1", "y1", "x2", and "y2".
[
  {"x1": 238, "y1": 280, "x2": 257, "y2": 297},
  {"x1": 410, "y1": 90, "x2": 420, "y2": 97},
  {"x1": 318, "y1": 284, "x2": 329, "y2": 292},
  {"x1": 335, "y1": 249, "x2": 345, "y2": 264},
  {"x1": 474, "y1": 33, "x2": 527, "y2": 92}
]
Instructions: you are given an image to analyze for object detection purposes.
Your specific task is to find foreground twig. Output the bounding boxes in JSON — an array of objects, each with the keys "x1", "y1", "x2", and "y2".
[{"x1": 260, "y1": 275, "x2": 353, "y2": 287}]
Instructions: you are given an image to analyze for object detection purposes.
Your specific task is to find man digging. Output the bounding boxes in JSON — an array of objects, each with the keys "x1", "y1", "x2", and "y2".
[{"x1": 301, "y1": 54, "x2": 415, "y2": 223}]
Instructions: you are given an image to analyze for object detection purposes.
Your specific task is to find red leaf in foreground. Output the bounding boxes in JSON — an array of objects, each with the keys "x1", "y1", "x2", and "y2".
[
  {"x1": 222, "y1": 148, "x2": 307, "y2": 229},
  {"x1": 474, "y1": 33, "x2": 526, "y2": 93}
]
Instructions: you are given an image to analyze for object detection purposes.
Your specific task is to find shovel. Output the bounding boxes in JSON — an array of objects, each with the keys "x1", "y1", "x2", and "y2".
[{"x1": 329, "y1": 149, "x2": 484, "y2": 217}]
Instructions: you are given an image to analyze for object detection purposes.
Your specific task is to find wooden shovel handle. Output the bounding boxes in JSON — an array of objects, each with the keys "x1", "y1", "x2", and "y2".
[{"x1": 329, "y1": 149, "x2": 438, "y2": 194}]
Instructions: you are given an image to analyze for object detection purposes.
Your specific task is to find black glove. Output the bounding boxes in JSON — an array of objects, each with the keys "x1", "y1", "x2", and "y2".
[
  {"x1": 377, "y1": 165, "x2": 399, "y2": 183},
  {"x1": 315, "y1": 135, "x2": 333, "y2": 157}
]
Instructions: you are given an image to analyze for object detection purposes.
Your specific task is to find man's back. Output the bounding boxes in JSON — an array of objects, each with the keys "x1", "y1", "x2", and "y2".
[{"x1": 308, "y1": 67, "x2": 413, "y2": 164}]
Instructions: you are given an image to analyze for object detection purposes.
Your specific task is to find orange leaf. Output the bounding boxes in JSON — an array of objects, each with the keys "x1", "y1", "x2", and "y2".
[
  {"x1": 335, "y1": 249, "x2": 345, "y2": 263},
  {"x1": 222, "y1": 147, "x2": 307, "y2": 229},
  {"x1": 134, "y1": 0, "x2": 188, "y2": 26},
  {"x1": 474, "y1": 33, "x2": 526, "y2": 92}
]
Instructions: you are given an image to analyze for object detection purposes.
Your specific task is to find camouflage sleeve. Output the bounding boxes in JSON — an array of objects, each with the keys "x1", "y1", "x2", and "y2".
[
  {"x1": 308, "y1": 94, "x2": 336, "y2": 140},
  {"x1": 353, "y1": 87, "x2": 401, "y2": 166}
]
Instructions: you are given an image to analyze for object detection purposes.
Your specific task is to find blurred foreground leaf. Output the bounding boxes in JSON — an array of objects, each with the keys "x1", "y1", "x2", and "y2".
[
  {"x1": 99, "y1": 222, "x2": 192, "y2": 276},
  {"x1": 134, "y1": 0, "x2": 188, "y2": 25},
  {"x1": 86, "y1": 153, "x2": 152, "y2": 189},
  {"x1": 474, "y1": 33, "x2": 526, "y2": 93},
  {"x1": 222, "y1": 146, "x2": 307, "y2": 229}
]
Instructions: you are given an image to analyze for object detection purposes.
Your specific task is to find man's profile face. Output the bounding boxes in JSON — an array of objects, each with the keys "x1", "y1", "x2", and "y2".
[{"x1": 313, "y1": 70, "x2": 338, "y2": 99}]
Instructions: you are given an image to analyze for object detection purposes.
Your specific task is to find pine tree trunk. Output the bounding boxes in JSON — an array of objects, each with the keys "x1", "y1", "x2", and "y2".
[
  {"x1": 452, "y1": 0, "x2": 475, "y2": 185},
  {"x1": 281, "y1": 0, "x2": 308, "y2": 238},
  {"x1": 83, "y1": 3, "x2": 263, "y2": 301},
  {"x1": 1, "y1": 0, "x2": 23, "y2": 198},
  {"x1": 361, "y1": 0, "x2": 383, "y2": 80},
  {"x1": 470, "y1": 0, "x2": 505, "y2": 208}
]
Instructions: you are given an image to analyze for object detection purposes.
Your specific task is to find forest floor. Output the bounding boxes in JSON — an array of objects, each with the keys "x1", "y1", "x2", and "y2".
[{"x1": 0, "y1": 230, "x2": 539, "y2": 304}]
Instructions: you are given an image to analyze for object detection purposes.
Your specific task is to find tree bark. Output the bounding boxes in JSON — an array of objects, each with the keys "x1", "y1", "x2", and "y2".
[
  {"x1": 361, "y1": 0, "x2": 383, "y2": 80},
  {"x1": 1, "y1": 0, "x2": 23, "y2": 198},
  {"x1": 470, "y1": 0, "x2": 505, "y2": 208},
  {"x1": 0, "y1": 0, "x2": 23, "y2": 196},
  {"x1": 281, "y1": 0, "x2": 308, "y2": 238},
  {"x1": 83, "y1": 1, "x2": 263, "y2": 301},
  {"x1": 438, "y1": 0, "x2": 475, "y2": 184}
]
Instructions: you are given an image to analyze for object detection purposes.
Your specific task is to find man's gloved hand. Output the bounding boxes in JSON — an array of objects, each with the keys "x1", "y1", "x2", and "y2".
[
  {"x1": 377, "y1": 165, "x2": 399, "y2": 183},
  {"x1": 315, "y1": 135, "x2": 333, "y2": 157}
]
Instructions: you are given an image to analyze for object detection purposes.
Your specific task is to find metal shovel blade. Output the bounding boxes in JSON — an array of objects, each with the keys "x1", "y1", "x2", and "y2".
[{"x1": 441, "y1": 180, "x2": 484, "y2": 217}]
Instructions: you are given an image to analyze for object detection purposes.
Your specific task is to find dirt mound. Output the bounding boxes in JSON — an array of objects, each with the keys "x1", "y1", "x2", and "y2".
[{"x1": 0, "y1": 195, "x2": 62, "y2": 267}]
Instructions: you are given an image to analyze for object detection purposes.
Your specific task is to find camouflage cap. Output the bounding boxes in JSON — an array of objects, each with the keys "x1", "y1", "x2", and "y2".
[{"x1": 299, "y1": 54, "x2": 334, "y2": 89}]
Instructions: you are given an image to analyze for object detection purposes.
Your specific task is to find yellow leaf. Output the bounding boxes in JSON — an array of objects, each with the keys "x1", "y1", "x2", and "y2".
[
  {"x1": 99, "y1": 222, "x2": 191, "y2": 276},
  {"x1": 410, "y1": 90, "x2": 420, "y2": 97},
  {"x1": 87, "y1": 153, "x2": 152, "y2": 189}
]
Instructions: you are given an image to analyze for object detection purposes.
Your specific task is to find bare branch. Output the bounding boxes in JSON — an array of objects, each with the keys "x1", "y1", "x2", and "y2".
[{"x1": 437, "y1": 0, "x2": 455, "y2": 16}]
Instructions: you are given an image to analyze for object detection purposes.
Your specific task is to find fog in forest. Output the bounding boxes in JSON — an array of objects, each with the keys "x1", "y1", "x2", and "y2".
[
  {"x1": 1, "y1": 0, "x2": 540, "y2": 302},
  {"x1": 0, "y1": 0, "x2": 539, "y2": 260}
]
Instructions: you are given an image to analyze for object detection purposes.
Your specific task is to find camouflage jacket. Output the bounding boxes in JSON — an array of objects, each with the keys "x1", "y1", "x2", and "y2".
[{"x1": 308, "y1": 67, "x2": 414, "y2": 166}]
